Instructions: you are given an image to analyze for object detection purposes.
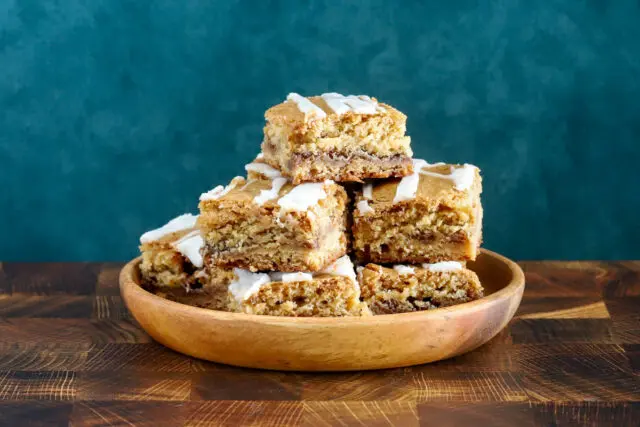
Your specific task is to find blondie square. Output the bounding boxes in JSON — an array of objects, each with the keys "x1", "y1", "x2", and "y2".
[
  {"x1": 228, "y1": 256, "x2": 370, "y2": 316},
  {"x1": 138, "y1": 214, "x2": 234, "y2": 304},
  {"x1": 262, "y1": 92, "x2": 413, "y2": 183},
  {"x1": 352, "y1": 160, "x2": 483, "y2": 264},
  {"x1": 198, "y1": 174, "x2": 349, "y2": 272},
  {"x1": 358, "y1": 261, "x2": 483, "y2": 314}
]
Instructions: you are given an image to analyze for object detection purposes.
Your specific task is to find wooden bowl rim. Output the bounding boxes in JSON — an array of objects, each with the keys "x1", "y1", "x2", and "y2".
[{"x1": 120, "y1": 248, "x2": 524, "y2": 326}]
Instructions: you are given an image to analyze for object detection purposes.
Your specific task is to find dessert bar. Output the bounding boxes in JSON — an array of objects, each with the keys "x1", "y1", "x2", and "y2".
[
  {"x1": 262, "y1": 92, "x2": 413, "y2": 183},
  {"x1": 358, "y1": 261, "x2": 483, "y2": 314},
  {"x1": 352, "y1": 160, "x2": 482, "y2": 264},
  {"x1": 198, "y1": 174, "x2": 349, "y2": 272},
  {"x1": 138, "y1": 214, "x2": 233, "y2": 300},
  {"x1": 228, "y1": 256, "x2": 370, "y2": 316}
]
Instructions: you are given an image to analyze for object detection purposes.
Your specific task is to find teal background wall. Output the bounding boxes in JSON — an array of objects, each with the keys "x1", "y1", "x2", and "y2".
[{"x1": 1, "y1": 1, "x2": 639, "y2": 261}]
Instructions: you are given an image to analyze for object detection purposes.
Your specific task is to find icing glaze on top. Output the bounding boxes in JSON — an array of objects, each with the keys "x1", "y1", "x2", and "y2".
[
  {"x1": 287, "y1": 93, "x2": 327, "y2": 119},
  {"x1": 277, "y1": 180, "x2": 332, "y2": 212},
  {"x1": 320, "y1": 255, "x2": 357, "y2": 285},
  {"x1": 422, "y1": 261, "x2": 464, "y2": 272},
  {"x1": 420, "y1": 163, "x2": 477, "y2": 191},
  {"x1": 254, "y1": 177, "x2": 287, "y2": 206},
  {"x1": 393, "y1": 159, "x2": 429, "y2": 203},
  {"x1": 172, "y1": 230, "x2": 204, "y2": 268},
  {"x1": 245, "y1": 161, "x2": 282, "y2": 178},
  {"x1": 363, "y1": 183, "x2": 373, "y2": 200},
  {"x1": 229, "y1": 269, "x2": 271, "y2": 303},
  {"x1": 199, "y1": 177, "x2": 242, "y2": 201},
  {"x1": 139, "y1": 214, "x2": 198, "y2": 244},
  {"x1": 357, "y1": 182, "x2": 375, "y2": 214},
  {"x1": 321, "y1": 93, "x2": 385, "y2": 115},
  {"x1": 270, "y1": 272, "x2": 313, "y2": 283},
  {"x1": 393, "y1": 265, "x2": 415, "y2": 275},
  {"x1": 356, "y1": 200, "x2": 374, "y2": 214},
  {"x1": 229, "y1": 255, "x2": 358, "y2": 301}
]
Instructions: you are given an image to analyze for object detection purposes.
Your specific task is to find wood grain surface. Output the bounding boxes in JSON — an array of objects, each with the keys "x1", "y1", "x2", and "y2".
[{"x1": 0, "y1": 261, "x2": 638, "y2": 426}]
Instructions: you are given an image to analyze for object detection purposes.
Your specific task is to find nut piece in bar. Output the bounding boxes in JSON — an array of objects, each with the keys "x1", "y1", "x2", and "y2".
[
  {"x1": 352, "y1": 160, "x2": 482, "y2": 264},
  {"x1": 358, "y1": 261, "x2": 483, "y2": 314},
  {"x1": 262, "y1": 92, "x2": 413, "y2": 183}
]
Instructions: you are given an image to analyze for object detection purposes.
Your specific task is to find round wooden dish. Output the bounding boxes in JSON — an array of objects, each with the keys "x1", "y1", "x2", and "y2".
[{"x1": 120, "y1": 249, "x2": 524, "y2": 371}]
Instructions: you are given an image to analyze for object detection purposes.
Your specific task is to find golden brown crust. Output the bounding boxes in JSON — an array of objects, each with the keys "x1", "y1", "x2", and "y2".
[
  {"x1": 198, "y1": 177, "x2": 349, "y2": 272},
  {"x1": 352, "y1": 164, "x2": 483, "y2": 263},
  {"x1": 262, "y1": 95, "x2": 412, "y2": 183},
  {"x1": 358, "y1": 263, "x2": 484, "y2": 315}
]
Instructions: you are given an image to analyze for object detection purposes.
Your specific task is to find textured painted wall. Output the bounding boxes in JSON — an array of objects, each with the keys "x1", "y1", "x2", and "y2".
[{"x1": 1, "y1": 1, "x2": 639, "y2": 261}]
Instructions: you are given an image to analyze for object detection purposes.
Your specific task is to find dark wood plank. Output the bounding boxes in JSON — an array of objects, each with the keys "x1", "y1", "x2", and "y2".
[
  {"x1": 417, "y1": 402, "x2": 537, "y2": 427},
  {"x1": 412, "y1": 372, "x2": 527, "y2": 402},
  {"x1": 94, "y1": 263, "x2": 124, "y2": 297},
  {"x1": 0, "y1": 343, "x2": 90, "y2": 371},
  {"x1": 532, "y1": 401, "x2": 640, "y2": 426},
  {"x1": 513, "y1": 343, "x2": 639, "y2": 401},
  {"x1": 520, "y1": 261, "x2": 613, "y2": 298},
  {"x1": 516, "y1": 297, "x2": 609, "y2": 319},
  {"x1": 92, "y1": 296, "x2": 131, "y2": 320},
  {"x1": 0, "y1": 263, "x2": 9, "y2": 295},
  {"x1": 186, "y1": 401, "x2": 304, "y2": 427},
  {"x1": 624, "y1": 344, "x2": 640, "y2": 374},
  {"x1": 0, "y1": 401, "x2": 72, "y2": 427},
  {"x1": 510, "y1": 319, "x2": 616, "y2": 344},
  {"x1": 605, "y1": 298, "x2": 640, "y2": 344},
  {"x1": 300, "y1": 368, "x2": 416, "y2": 401},
  {"x1": 76, "y1": 371, "x2": 192, "y2": 401},
  {"x1": 0, "y1": 295, "x2": 93, "y2": 318},
  {"x1": 301, "y1": 401, "x2": 419, "y2": 427},
  {"x1": 84, "y1": 343, "x2": 191, "y2": 373},
  {"x1": 69, "y1": 401, "x2": 188, "y2": 426},
  {"x1": 603, "y1": 262, "x2": 640, "y2": 297},
  {"x1": 0, "y1": 319, "x2": 151, "y2": 345},
  {"x1": 0, "y1": 371, "x2": 77, "y2": 401},
  {"x1": 415, "y1": 329, "x2": 515, "y2": 372},
  {"x1": 191, "y1": 365, "x2": 302, "y2": 401},
  {"x1": 5, "y1": 263, "x2": 99, "y2": 296},
  {"x1": 418, "y1": 402, "x2": 640, "y2": 427}
]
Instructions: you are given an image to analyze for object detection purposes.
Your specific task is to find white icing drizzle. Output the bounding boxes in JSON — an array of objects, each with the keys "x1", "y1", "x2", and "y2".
[
  {"x1": 321, "y1": 93, "x2": 384, "y2": 115},
  {"x1": 277, "y1": 180, "x2": 331, "y2": 211},
  {"x1": 393, "y1": 265, "x2": 415, "y2": 275},
  {"x1": 356, "y1": 200, "x2": 374, "y2": 214},
  {"x1": 200, "y1": 177, "x2": 242, "y2": 201},
  {"x1": 357, "y1": 182, "x2": 374, "y2": 214},
  {"x1": 229, "y1": 255, "x2": 358, "y2": 301},
  {"x1": 422, "y1": 261, "x2": 464, "y2": 272},
  {"x1": 229, "y1": 269, "x2": 271, "y2": 302},
  {"x1": 362, "y1": 183, "x2": 373, "y2": 200},
  {"x1": 139, "y1": 214, "x2": 198, "y2": 244},
  {"x1": 420, "y1": 163, "x2": 477, "y2": 191},
  {"x1": 245, "y1": 161, "x2": 282, "y2": 178},
  {"x1": 256, "y1": 153, "x2": 264, "y2": 159},
  {"x1": 393, "y1": 159, "x2": 429, "y2": 203},
  {"x1": 270, "y1": 272, "x2": 313, "y2": 283},
  {"x1": 320, "y1": 255, "x2": 357, "y2": 285},
  {"x1": 287, "y1": 93, "x2": 327, "y2": 119},
  {"x1": 172, "y1": 231, "x2": 204, "y2": 268},
  {"x1": 254, "y1": 177, "x2": 287, "y2": 206}
]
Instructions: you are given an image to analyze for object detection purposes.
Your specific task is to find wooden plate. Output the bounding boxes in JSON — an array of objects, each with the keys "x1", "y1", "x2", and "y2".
[{"x1": 120, "y1": 249, "x2": 524, "y2": 371}]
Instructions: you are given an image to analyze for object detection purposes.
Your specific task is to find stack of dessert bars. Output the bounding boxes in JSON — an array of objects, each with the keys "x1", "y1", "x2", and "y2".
[{"x1": 138, "y1": 93, "x2": 485, "y2": 317}]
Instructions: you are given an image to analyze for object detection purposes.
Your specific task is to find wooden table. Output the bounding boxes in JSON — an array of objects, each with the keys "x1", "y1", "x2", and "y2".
[{"x1": 0, "y1": 262, "x2": 638, "y2": 426}]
